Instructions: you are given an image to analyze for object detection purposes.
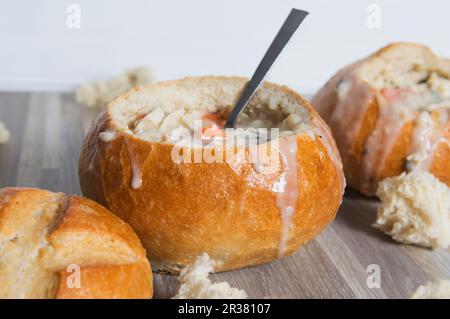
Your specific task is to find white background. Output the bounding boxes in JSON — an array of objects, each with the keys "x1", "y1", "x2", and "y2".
[{"x1": 0, "y1": 0, "x2": 449, "y2": 94}]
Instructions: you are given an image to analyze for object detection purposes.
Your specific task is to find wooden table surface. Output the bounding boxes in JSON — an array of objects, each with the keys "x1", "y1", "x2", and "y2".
[{"x1": 0, "y1": 92, "x2": 449, "y2": 299}]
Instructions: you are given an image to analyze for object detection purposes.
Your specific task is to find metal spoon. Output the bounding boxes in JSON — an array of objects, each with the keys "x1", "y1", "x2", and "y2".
[{"x1": 224, "y1": 8, "x2": 309, "y2": 128}]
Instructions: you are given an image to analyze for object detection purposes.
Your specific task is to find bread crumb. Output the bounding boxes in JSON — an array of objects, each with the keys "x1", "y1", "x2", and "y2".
[
  {"x1": 406, "y1": 112, "x2": 436, "y2": 171},
  {"x1": 172, "y1": 253, "x2": 248, "y2": 299},
  {"x1": 410, "y1": 280, "x2": 450, "y2": 299},
  {"x1": 374, "y1": 171, "x2": 450, "y2": 249},
  {"x1": 0, "y1": 120, "x2": 10, "y2": 143},
  {"x1": 75, "y1": 67, "x2": 152, "y2": 108}
]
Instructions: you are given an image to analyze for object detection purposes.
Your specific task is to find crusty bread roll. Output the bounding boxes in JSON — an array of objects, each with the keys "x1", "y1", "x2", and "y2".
[
  {"x1": 312, "y1": 43, "x2": 450, "y2": 195},
  {"x1": 79, "y1": 76, "x2": 345, "y2": 273},
  {"x1": 375, "y1": 171, "x2": 450, "y2": 249},
  {"x1": 0, "y1": 187, "x2": 152, "y2": 299}
]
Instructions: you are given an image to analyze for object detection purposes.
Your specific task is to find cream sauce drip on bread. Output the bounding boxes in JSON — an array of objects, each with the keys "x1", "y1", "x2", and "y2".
[
  {"x1": 407, "y1": 111, "x2": 448, "y2": 171},
  {"x1": 381, "y1": 73, "x2": 450, "y2": 172},
  {"x1": 334, "y1": 69, "x2": 450, "y2": 190},
  {"x1": 328, "y1": 76, "x2": 376, "y2": 163},
  {"x1": 273, "y1": 137, "x2": 298, "y2": 258},
  {"x1": 361, "y1": 91, "x2": 416, "y2": 189},
  {"x1": 123, "y1": 137, "x2": 143, "y2": 189},
  {"x1": 98, "y1": 131, "x2": 143, "y2": 189}
]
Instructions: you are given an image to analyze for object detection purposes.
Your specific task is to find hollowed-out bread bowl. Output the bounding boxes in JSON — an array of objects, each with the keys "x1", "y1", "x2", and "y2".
[{"x1": 79, "y1": 76, "x2": 345, "y2": 273}]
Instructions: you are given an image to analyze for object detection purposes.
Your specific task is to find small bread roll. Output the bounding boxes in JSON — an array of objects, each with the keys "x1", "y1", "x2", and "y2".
[
  {"x1": 79, "y1": 76, "x2": 345, "y2": 273},
  {"x1": 312, "y1": 43, "x2": 450, "y2": 195},
  {"x1": 0, "y1": 187, "x2": 152, "y2": 299}
]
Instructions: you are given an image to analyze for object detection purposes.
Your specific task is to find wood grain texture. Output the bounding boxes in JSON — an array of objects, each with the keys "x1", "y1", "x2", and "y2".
[{"x1": 0, "y1": 92, "x2": 448, "y2": 299}]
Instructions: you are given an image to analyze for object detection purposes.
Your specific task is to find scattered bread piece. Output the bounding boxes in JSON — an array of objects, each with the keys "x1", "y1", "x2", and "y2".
[
  {"x1": 173, "y1": 253, "x2": 247, "y2": 299},
  {"x1": 0, "y1": 120, "x2": 10, "y2": 143},
  {"x1": 410, "y1": 280, "x2": 450, "y2": 299},
  {"x1": 374, "y1": 171, "x2": 450, "y2": 249},
  {"x1": 75, "y1": 67, "x2": 152, "y2": 108}
]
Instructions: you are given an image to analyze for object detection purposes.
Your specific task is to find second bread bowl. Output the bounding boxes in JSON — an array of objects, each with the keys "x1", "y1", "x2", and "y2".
[{"x1": 312, "y1": 43, "x2": 450, "y2": 195}]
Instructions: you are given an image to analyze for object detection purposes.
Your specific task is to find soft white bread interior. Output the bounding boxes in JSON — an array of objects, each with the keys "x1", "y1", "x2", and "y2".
[
  {"x1": 358, "y1": 44, "x2": 450, "y2": 92},
  {"x1": 374, "y1": 171, "x2": 450, "y2": 249}
]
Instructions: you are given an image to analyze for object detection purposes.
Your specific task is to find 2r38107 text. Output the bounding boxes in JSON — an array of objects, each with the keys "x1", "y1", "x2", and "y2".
[{"x1": 222, "y1": 303, "x2": 270, "y2": 314}]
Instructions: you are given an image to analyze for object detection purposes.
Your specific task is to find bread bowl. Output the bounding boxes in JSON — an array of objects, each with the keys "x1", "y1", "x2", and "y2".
[
  {"x1": 312, "y1": 43, "x2": 450, "y2": 195},
  {"x1": 0, "y1": 187, "x2": 152, "y2": 299},
  {"x1": 79, "y1": 76, "x2": 345, "y2": 273}
]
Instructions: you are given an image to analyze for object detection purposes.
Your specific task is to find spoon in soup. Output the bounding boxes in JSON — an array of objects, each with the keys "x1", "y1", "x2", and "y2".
[{"x1": 224, "y1": 8, "x2": 309, "y2": 128}]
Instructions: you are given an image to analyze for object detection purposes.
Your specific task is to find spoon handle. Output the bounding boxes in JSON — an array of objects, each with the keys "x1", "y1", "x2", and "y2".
[{"x1": 224, "y1": 9, "x2": 309, "y2": 128}]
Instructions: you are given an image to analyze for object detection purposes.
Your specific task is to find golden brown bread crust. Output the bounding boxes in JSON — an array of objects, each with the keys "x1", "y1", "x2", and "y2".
[
  {"x1": 0, "y1": 187, "x2": 152, "y2": 299},
  {"x1": 78, "y1": 76, "x2": 345, "y2": 273},
  {"x1": 312, "y1": 43, "x2": 450, "y2": 195},
  {"x1": 56, "y1": 263, "x2": 151, "y2": 299}
]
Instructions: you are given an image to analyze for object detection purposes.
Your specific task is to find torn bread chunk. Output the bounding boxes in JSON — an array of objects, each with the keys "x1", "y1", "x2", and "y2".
[
  {"x1": 410, "y1": 280, "x2": 450, "y2": 299},
  {"x1": 374, "y1": 171, "x2": 450, "y2": 249},
  {"x1": 0, "y1": 120, "x2": 10, "y2": 143},
  {"x1": 75, "y1": 67, "x2": 152, "y2": 108},
  {"x1": 173, "y1": 253, "x2": 247, "y2": 299}
]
